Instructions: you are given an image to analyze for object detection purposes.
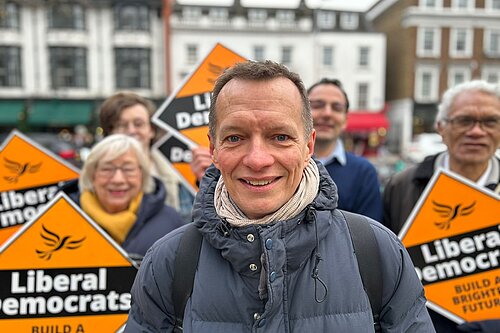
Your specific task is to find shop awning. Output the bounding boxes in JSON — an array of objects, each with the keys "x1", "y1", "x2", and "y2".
[
  {"x1": 345, "y1": 112, "x2": 390, "y2": 133},
  {"x1": 28, "y1": 100, "x2": 93, "y2": 126},
  {"x1": 0, "y1": 100, "x2": 24, "y2": 125}
]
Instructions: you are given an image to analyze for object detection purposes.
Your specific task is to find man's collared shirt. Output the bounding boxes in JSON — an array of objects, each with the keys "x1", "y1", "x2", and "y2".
[{"x1": 318, "y1": 139, "x2": 346, "y2": 167}]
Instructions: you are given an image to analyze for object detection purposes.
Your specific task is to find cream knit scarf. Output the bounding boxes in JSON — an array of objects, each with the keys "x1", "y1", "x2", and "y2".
[{"x1": 214, "y1": 159, "x2": 320, "y2": 227}]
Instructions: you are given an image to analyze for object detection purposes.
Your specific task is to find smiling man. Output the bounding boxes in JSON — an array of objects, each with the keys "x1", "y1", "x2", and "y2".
[
  {"x1": 124, "y1": 61, "x2": 434, "y2": 333},
  {"x1": 383, "y1": 80, "x2": 500, "y2": 332},
  {"x1": 308, "y1": 79, "x2": 383, "y2": 221}
]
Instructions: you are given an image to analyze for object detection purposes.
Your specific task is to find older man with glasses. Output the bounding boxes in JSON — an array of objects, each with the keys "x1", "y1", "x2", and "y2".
[
  {"x1": 308, "y1": 78, "x2": 383, "y2": 221},
  {"x1": 383, "y1": 80, "x2": 500, "y2": 332}
]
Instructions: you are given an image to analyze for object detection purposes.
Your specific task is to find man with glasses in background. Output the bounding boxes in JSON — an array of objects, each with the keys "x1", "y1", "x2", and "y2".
[
  {"x1": 308, "y1": 78, "x2": 383, "y2": 221},
  {"x1": 383, "y1": 80, "x2": 500, "y2": 332}
]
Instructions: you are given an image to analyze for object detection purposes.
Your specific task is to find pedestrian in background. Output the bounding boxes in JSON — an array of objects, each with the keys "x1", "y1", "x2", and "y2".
[
  {"x1": 383, "y1": 80, "x2": 500, "y2": 332},
  {"x1": 99, "y1": 92, "x2": 194, "y2": 223},
  {"x1": 62, "y1": 134, "x2": 184, "y2": 259},
  {"x1": 308, "y1": 78, "x2": 383, "y2": 221},
  {"x1": 124, "y1": 60, "x2": 434, "y2": 332}
]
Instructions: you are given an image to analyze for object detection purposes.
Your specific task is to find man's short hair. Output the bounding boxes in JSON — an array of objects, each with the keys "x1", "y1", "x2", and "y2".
[
  {"x1": 208, "y1": 60, "x2": 312, "y2": 140},
  {"x1": 99, "y1": 92, "x2": 157, "y2": 136},
  {"x1": 435, "y1": 80, "x2": 500, "y2": 127},
  {"x1": 79, "y1": 134, "x2": 154, "y2": 194},
  {"x1": 307, "y1": 78, "x2": 350, "y2": 112}
]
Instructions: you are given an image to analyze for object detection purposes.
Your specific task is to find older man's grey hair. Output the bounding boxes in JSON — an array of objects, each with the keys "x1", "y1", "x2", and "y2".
[
  {"x1": 79, "y1": 134, "x2": 154, "y2": 194},
  {"x1": 435, "y1": 80, "x2": 500, "y2": 128}
]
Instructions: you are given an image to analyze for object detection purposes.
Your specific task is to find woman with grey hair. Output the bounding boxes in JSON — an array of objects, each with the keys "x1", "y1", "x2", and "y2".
[{"x1": 62, "y1": 134, "x2": 184, "y2": 258}]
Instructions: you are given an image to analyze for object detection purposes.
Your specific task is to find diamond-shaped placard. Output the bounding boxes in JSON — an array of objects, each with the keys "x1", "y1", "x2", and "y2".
[
  {"x1": 400, "y1": 168, "x2": 499, "y2": 324},
  {"x1": 0, "y1": 193, "x2": 137, "y2": 332},
  {"x1": 0, "y1": 130, "x2": 79, "y2": 245}
]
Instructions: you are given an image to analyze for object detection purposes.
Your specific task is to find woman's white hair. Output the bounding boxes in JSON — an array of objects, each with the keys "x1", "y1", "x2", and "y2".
[
  {"x1": 79, "y1": 134, "x2": 154, "y2": 194},
  {"x1": 435, "y1": 80, "x2": 500, "y2": 128}
]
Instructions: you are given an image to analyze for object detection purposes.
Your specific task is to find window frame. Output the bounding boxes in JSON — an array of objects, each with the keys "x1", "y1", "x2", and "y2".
[
  {"x1": 484, "y1": 29, "x2": 500, "y2": 57},
  {"x1": 357, "y1": 83, "x2": 369, "y2": 109},
  {"x1": 47, "y1": 3, "x2": 86, "y2": 30},
  {"x1": 322, "y1": 46, "x2": 334, "y2": 67},
  {"x1": 417, "y1": 27, "x2": 441, "y2": 57},
  {"x1": 0, "y1": 46, "x2": 22, "y2": 87},
  {"x1": 340, "y1": 12, "x2": 359, "y2": 30},
  {"x1": 114, "y1": 47, "x2": 151, "y2": 89},
  {"x1": 49, "y1": 46, "x2": 88, "y2": 89},
  {"x1": 317, "y1": 11, "x2": 335, "y2": 29},
  {"x1": 449, "y1": 27, "x2": 473, "y2": 58},
  {"x1": 0, "y1": 2, "x2": 20, "y2": 29},
  {"x1": 114, "y1": 4, "x2": 150, "y2": 31},
  {"x1": 415, "y1": 65, "x2": 440, "y2": 102}
]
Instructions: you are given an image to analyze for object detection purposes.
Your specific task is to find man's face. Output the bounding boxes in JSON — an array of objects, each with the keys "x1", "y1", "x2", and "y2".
[
  {"x1": 112, "y1": 104, "x2": 155, "y2": 150},
  {"x1": 209, "y1": 77, "x2": 315, "y2": 219},
  {"x1": 308, "y1": 84, "x2": 347, "y2": 144},
  {"x1": 437, "y1": 90, "x2": 500, "y2": 166}
]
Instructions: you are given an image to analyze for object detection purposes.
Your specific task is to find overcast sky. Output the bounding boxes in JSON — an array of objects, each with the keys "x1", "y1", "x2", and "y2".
[{"x1": 177, "y1": 0, "x2": 379, "y2": 11}]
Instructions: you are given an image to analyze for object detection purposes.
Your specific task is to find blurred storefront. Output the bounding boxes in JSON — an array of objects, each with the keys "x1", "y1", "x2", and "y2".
[{"x1": 343, "y1": 105, "x2": 390, "y2": 157}]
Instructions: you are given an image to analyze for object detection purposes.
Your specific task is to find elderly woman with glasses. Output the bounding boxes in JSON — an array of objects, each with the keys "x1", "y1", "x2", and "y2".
[{"x1": 62, "y1": 134, "x2": 184, "y2": 259}]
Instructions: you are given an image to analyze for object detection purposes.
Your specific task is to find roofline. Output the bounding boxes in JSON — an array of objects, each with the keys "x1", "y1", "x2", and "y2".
[{"x1": 366, "y1": 0, "x2": 399, "y2": 21}]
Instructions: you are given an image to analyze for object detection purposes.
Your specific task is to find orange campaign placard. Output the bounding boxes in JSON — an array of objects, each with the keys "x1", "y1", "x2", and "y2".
[
  {"x1": 152, "y1": 43, "x2": 247, "y2": 193},
  {"x1": 399, "y1": 168, "x2": 500, "y2": 324},
  {"x1": 0, "y1": 130, "x2": 80, "y2": 245},
  {"x1": 0, "y1": 192, "x2": 137, "y2": 332}
]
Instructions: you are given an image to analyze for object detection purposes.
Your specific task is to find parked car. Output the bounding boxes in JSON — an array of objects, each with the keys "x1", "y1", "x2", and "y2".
[
  {"x1": 27, "y1": 132, "x2": 79, "y2": 166},
  {"x1": 404, "y1": 133, "x2": 447, "y2": 163}
]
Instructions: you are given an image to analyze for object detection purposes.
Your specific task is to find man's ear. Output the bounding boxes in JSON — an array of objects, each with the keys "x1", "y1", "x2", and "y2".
[
  {"x1": 306, "y1": 130, "x2": 316, "y2": 162},
  {"x1": 209, "y1": 134, "x2": 218, "y2": 164}
]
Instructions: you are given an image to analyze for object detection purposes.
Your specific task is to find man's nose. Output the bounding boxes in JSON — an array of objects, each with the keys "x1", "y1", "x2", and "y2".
[{"x1": 243, "y1": 139, "x2": 274, "y2": 170}]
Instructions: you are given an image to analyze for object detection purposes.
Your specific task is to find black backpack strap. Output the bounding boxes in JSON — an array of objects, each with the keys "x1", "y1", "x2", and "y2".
[
  {"x1": 172, "y1": 223, "x2": 203, "y2": 333},
  {"x1": 342, "y1": 210, "x2": 383, "y2": 333}
]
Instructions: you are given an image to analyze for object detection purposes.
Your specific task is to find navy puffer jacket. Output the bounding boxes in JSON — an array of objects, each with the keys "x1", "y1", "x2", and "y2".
[{"x1": 124, "y1": 161, "x2": 435, "y2": 332}]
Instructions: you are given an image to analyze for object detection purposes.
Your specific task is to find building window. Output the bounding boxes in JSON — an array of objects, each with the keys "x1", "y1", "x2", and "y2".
[
  {"x1": 114, "y1": 4, "x2": 149, "y2": 31},
  {"x1": 417, "y1": 27, "x2": 441, "y2": 57},
  {"x1": 482, "y1": 70, "x2": 499, "y2": 83},
  {"x1": 186, "y1": 44, "x2": 198, "y2": 64},
  {"x1": 0, "y1": 46, "x2": 22, "y2": 87},
  {"x1": 420, "y1": 0, "x2": 443, "y2": 8},
  {"x1": 248, "y1": 9, "x2": 267, "y2": 22},
  {"x1": 484, "y1": 29, "x2": 500, "y2": 56},
  {"x1": 281, "y1": 46, "x2": 293, "y2": 66},
  {"x1": 448, "y1": 67, "x2": 471, "y2": 87},
  {"x1": 359, "y1": 47, "x2": 370, "y2": 67},
  {"x1": 182, "y1": 7, "x2": 202, "y2": 23},
  {"x1": 450, "y1": 27, "x2": 472, "y2": 57},
  {"x1": 48, "y1": 3, "x2": 85, "y2": 30},
  {"x1": 452, "y1": 0, "x2": 474, "y2": 9},
  {"x1": 340, "y1": 13, "x2": 358, "y2": 30},
  {"x1": 322, "y1": 46, "x2": 334, "y2": 67},
  {"x1": 253, "y1": 45, "x2": 265, "y2": 61},
  {"x1": 0, "y1": 2, "x2": 19, "y2": 29},
  {"x1": 50, "y1": 47, "x2": 87, "y2": 88},
  {"x1": 317, "y1": 11, "x2": 335, "y2": 29},
  {"x1": 276, "y1": 10, "x2": 294, "y2": 26},
  {"x1": 357, "y1": 83, "x2": 369, "y2": 109},
  {"x1": 209, "y1": 8, "x2": 228, "y2": 23},
  {"x1": 486, "y1": 0, "x2": 500, "y2": 9},
  {"x1": 115, "y1": 48, "x2": 151, "y2": 89},
  {"x1": 415, "y1": 66, "x2": 439, "y2": 101}
]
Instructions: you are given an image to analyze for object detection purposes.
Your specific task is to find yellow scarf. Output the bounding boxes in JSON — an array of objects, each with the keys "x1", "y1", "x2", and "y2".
[{"x1": 80, "y1": 191, "x2": 143, "y2": 244}]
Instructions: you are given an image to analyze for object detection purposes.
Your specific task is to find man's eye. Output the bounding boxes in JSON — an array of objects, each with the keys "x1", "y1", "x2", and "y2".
[
  {"x1": 275, "y1": 135, "x2": 288, "y2": 142},
  {"x1": 227, "y1": 136, "x2": 240, "y2": 143}
]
